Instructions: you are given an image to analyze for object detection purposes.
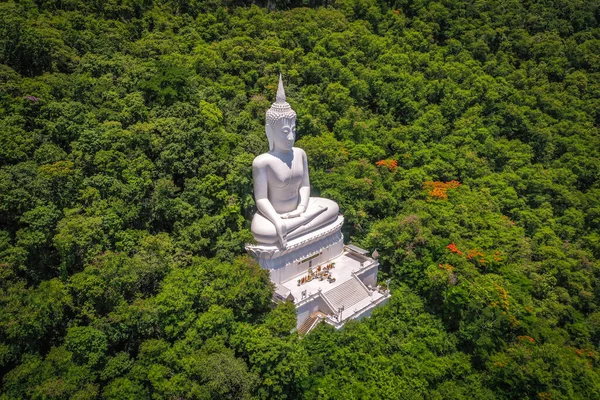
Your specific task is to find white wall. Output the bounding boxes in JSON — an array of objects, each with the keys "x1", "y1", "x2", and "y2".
[
  {"x1": 356, "y1": 264, "x2": 379, "y2": 288},
  {"x1": 295, "y1": 295, "x2": 334, "y2": 329},
  {"x1": 270, "y1": 239, "x2": 344, "y2": 284}
]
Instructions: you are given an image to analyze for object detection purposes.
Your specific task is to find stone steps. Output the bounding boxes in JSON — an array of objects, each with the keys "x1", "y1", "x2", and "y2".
[
  {"x1": 297, "y1": 314, "x2": 317, "y2": 335},
  {"x1": 323, "y1": 277, "x2": 370, "y2": 311},
  {"x1": 297, "y1": 311, "x2": 326, "y2": 335}
]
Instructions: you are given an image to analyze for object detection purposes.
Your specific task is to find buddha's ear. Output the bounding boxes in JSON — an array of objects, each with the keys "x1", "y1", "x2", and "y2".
[{"x1": 265, "y1": 123, "x2": 274, "y2": 151}]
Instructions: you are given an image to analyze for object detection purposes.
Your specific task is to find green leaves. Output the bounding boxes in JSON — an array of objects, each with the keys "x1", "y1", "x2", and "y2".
[
  {"x1": 0, "y1": 279, "x2": 72, "y2": 364},
  {"x1": 65, "y1": 326, "x2": 108, "y2": 368},
  {"x1": 138, "y1": 61, "x2": 191, "y2": 106},
  {"x1": 1, "y1": 0, "x2": 600, "y2": 398}
]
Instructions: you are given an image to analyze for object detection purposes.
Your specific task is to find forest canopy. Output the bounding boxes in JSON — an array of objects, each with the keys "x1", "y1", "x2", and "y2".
[{"x1": 1, "y1": 0, "x2": 600, "y2": 398}]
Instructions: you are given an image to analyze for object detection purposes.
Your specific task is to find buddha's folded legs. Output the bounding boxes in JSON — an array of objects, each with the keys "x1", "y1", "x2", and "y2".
[
  {"x1": 251, "y1": 197, "x2": 340, "y2": 245},
  {"x1": 285, "y1": 197, "x2": 339, "y2": 240}
]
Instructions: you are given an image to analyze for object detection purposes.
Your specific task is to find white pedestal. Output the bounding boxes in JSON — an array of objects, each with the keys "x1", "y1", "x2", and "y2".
[{"x1": 245, "y1": 216, "x2": 344, "y2": 284}]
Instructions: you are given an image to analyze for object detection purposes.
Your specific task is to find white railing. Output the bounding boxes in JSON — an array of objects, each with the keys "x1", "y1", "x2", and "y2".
[
  {"x1": 351, "y1": 272, "x2": 373, "y2": 294},
  {"x1": 295, "y1": 290, "x2": 321, "y2": 307},
  {"x1": 353, "y1": 259, "x2": 378, "y2": 275},
  {"x1": 323, "y1": 291, "x2": 391, "y2": 329}
]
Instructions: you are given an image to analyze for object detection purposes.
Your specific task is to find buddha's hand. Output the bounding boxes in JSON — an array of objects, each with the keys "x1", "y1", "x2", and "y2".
[
  {"x1": 274, "y1": 218, "x2": 288, "y2": 247},
  {"x1": 280, "y1": 208, "x2": 303, "y2": 219},
  {"x1": 280, "y1": 205, "x2": 305, "y2": 219}
]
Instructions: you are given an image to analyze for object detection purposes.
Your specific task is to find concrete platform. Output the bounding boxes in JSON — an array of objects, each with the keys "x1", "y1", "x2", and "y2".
[{"x1": 277, "y1": 248, "x2": 391, "y2": 330}]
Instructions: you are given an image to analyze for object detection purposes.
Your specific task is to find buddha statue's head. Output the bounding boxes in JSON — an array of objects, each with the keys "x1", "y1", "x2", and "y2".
[{"x1": 266, "y1": 74, "x2": 296, "y2": 152}]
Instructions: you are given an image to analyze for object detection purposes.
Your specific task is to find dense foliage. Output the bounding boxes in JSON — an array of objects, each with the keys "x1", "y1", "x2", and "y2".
[{"x1": 1, "y1": 0, "x2": 600, "y2": 398}]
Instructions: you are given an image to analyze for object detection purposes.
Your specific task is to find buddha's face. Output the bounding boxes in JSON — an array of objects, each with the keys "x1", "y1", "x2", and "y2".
[{"x1": 267, "y1": 117, "x2": 296, "y2": 151}]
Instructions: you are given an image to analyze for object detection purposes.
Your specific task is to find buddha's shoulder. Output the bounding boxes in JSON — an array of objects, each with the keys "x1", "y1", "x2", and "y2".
[
  {"x1": 253, "y1": 149, "x2": 306, "y2": 167},
  {"x1": 252, "y1": 153, "x2": 275, "y2": 168},
  {"x1": 292, "y1": 147, "x2": 306, "y2": 157}
]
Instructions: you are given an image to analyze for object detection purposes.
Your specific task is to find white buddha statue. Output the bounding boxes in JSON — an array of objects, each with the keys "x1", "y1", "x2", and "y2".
[{"x1": 251, "y1": 75, "x2": 340, "y2": 248}]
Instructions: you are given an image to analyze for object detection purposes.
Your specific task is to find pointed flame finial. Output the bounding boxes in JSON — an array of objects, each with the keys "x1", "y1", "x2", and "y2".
[
  {"x1": 276, "y1": 73, "x2": 286, "y2": 103},
  {"x1": 266, "y1": 73, "x2": 296, "y2": 125}
]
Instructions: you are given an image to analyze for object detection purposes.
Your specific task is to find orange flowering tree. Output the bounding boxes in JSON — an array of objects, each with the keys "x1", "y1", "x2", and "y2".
[
  {"x1": 445, "y1": 243, "x2": 503, "y2": 272},
  {"x1": 446, "y1": 242, "x2": 463, "y2": 255},
  {"x1": 423, "y1": 180, "x2": 461, "y2": 200},
  {"x1": 375, "y1": 159, "x2": 398, "y2": 171}
]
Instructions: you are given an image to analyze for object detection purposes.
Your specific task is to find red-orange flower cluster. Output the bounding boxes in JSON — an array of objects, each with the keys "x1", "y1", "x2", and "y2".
[
  {"x1": 467, "y1": 248, "x2": 486, "y2": 264},
  {"x1": 570, "y1": 347, "x2": 596, "y2": 358},
  {"x1": 446, "y1": 244, "x2": 503, "y2": 269},
  {"x1": 375, "y1": 159, "x2": 398, "y2": 171},
  {"x1": 423, "y1": 180, "x2": 461, "y2": 200},
  {"x1": 493, "y1": 251, "x2": 502, "y2": 262},
  {"x1": 446, "y1": 243, "x2": 463, "y2": 255},
  {"x1": 438, "y1": 263, "x2": 455, "y2": 272},
  {"x1": 466, "y1": 248, "x2": 484, "y2": 260},
  {"x1": 494, "y1": 282, "x2": 510, "y2": 311},
  {"x1": 518, "y1": 335, "x2": 535, "y2": 343}
]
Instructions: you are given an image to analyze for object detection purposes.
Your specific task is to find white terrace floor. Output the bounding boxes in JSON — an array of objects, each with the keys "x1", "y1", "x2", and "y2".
[{"x1": 280, "y1": 250, "x2": 376, "y2": 302}]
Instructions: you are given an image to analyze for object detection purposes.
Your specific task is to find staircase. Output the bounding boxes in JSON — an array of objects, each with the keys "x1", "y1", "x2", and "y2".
[
  {"x1": 323, "y1": 277, "x2": 370, "y2": 311},
  {"x1": 297, "y1": 314, "x2": 317, "y2": 335},
  {"x1": 297, "y1": 311, "x2": 326, "y2": 336}
]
